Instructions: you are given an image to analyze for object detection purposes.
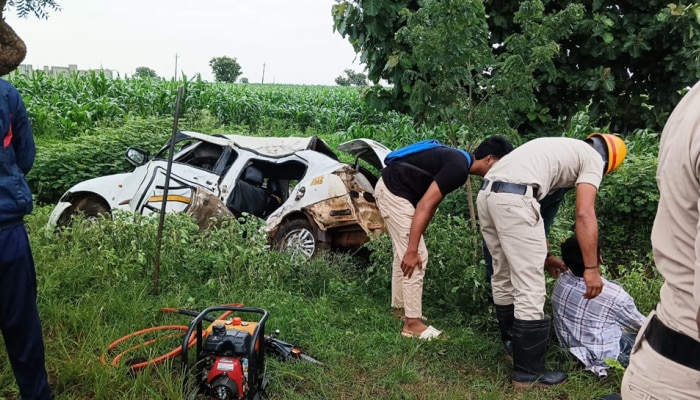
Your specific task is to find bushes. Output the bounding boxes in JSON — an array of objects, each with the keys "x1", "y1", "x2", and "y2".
[
  {"x1": 31, "y1": 208, "x2": 365, "y2": 304},
  {"x1": 363, "y1": 213, "x2": 492, "y2": 318},
  {"x1": 28, "y1": 119, "x2": 172, "y2": 205},
  {"x1": 596, "y1": 132, "x2": 660, "y2": 270}
]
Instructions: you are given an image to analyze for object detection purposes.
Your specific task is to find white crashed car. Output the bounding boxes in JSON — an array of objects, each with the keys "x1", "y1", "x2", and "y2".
[{"x1": 48, "y1": 131, "x2": 391, "y2": 260}]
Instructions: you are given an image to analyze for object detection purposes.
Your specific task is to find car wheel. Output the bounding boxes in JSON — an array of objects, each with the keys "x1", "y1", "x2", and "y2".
[
  {"x1": 272, "y1": 219, "x2": 320, "y2": 261},
  {"x1": 60, "y1": 197, "x2": 110, "y2": 226}
]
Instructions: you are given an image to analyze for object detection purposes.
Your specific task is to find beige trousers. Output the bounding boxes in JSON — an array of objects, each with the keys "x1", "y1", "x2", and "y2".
[
  {"x1": 374, "y1": 178, "x2": 428, "y2": 319},
  {"x1": 621, "y1": 311, "x2": 700, "y2": 400},
  {"x1": 476, "y1": 187, "x2": 547, "y2": 320}
]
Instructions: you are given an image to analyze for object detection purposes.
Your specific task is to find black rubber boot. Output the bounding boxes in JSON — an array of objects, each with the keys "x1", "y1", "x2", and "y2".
[
  {"x1": 511, "y1": 317, "x2": 568, "y2": 387},
  {"x1": 494, "y1": 304, "x2": 514, "y2": 357}
]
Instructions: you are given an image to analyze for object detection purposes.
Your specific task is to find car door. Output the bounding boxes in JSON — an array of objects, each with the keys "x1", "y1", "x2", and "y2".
[
  {"x1": 336, "y1": 139, "x2": 392, "y2": 170},
  {"x1": 131, "y1": 160, "x2": 223, "y2": 217}
]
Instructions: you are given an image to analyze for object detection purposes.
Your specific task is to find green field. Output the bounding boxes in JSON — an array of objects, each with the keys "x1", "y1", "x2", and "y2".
[{"x1": 0, "y1": 73, "x2": 662, "y2": 399}]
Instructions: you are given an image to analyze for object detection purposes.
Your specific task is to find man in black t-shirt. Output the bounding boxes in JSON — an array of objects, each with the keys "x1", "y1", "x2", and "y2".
[{"x1": 375, "y1": 136, "x2": 513, "y2": 339}]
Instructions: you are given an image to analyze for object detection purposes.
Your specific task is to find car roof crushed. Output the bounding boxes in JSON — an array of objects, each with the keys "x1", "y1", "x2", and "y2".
[{"x1": 180, "y1": 131, "x2": 337, "y2": 159}]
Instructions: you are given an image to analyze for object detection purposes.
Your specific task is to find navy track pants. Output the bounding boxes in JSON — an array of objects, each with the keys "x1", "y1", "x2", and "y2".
[{"x1": 0, "y1": 224, "x2": 53, "y2": 400}]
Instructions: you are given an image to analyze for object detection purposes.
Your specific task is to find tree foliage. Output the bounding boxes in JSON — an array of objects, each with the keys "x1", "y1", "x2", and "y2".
[
  {"x1": 487, "y1": 1, "x2": 700, "y2": 133},
  {"x1": 332, "y1": 0, "x2": 583, "y2": 139},
  {"x1": 209, "y1": 56, "x2": 243, "y2": 83},
  {"x1": 334, "y1": 0, "x2": 700, "y2": 135},
  {"x1": 0, "y1": 0, "x2": 61, "y2": 74},
  {"x1": 335, "y1": 69, "x2": 368, "y2": 86},
  {"x1": 133, "y1": 66, "x2": 158, "y2": 79},
  {"x1": 4, "y1": 0, "x2": 60, "y2": 18}
]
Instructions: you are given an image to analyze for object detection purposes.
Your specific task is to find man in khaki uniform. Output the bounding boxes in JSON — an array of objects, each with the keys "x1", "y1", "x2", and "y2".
[
  {"x1": 477, "y1": 134, "x2": 626, "y2": 387},
  {"x1": 621, "y1": 81, "x2": 700, "y2": 399}
]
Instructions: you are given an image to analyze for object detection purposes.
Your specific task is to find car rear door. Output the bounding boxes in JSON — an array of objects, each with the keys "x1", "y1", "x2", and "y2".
[
  {"x1": 336, "y1": 139, "x2": 392, "y2": 170},
  {"x1": 131, "y1": 161, "x2": 222, "y2": 217}
]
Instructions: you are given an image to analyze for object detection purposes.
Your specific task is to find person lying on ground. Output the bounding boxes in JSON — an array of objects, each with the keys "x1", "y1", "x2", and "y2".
[{"x1": 552, "y1": 235, "x2": 645, "y2": 378}]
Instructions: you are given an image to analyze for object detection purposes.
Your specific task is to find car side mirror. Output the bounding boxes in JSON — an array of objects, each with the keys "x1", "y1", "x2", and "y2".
[{"x1": 125, "y1": 147, "x2": 149, "y2": 167}]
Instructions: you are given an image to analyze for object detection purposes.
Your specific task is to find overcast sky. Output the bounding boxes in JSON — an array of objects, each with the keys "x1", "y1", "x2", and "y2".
[{"x1": 5, "y1": 0, "x2": 364, "y2": 85}]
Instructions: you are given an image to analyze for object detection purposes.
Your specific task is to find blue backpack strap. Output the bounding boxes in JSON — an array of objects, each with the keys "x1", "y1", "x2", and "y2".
[
  {"x1": 384, "y1": 139, "x2": 442, "y2": 165},
  {"x1": 456, "y1": 149, "x2": 472, "y2": 169},
  {"x1": 384, "y1": 139, "x2": 472, "y2": 170}
]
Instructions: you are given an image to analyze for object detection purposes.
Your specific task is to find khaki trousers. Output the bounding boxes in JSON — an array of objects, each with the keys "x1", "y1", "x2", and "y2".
[
  {"x1": 476, "y1": 188, "x2": 547, "y2": 320},
  {"x1": 621, "y1": 311, "x2": 700, "y2": 400},
  {"x1": 374, "y1": 178, "x2": 428, "y2": 319}
]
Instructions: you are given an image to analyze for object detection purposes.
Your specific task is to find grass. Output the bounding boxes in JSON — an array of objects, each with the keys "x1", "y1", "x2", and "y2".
[
  {"x1": 0, "y1": 206, "x2": 647, "y2": 400},
  {"x1": 1, "y1": 71, "x2": 662, "y2": 400}
]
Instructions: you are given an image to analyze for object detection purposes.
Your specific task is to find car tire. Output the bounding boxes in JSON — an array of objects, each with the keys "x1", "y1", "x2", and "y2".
[
  {"x1": 60, "y1": 196, "x2": 110, "y2": 226},
  {"x1": 271, "y1": 219, "x2": 321, "y2": 261}
]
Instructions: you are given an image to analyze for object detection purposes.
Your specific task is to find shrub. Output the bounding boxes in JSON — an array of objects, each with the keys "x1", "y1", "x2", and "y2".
[
  {"x1": 596, "y1": 132, "x2": 660, "y2": 271},
  {"x1": 364, "y1": 213, "x2": 492, "y2": 318},
  {"x1": 29, "y1": 119, "x2": 171, "y2": 204}
]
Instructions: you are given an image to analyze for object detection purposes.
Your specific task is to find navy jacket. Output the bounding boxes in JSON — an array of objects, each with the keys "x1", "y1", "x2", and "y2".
[{"x1": 0, "y1": 79, "x2": 35, "y2": 226}]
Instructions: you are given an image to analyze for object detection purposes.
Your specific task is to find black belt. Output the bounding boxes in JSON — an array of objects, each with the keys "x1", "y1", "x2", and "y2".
[
  {"x1": 644, "y1": 314, "x2": 700, "y2": 371},
  {"x1": 480, "y1": 179, "x2": 537, "y2": 197}
]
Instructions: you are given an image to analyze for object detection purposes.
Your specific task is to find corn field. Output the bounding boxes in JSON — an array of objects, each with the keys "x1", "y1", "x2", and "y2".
[{"x1": 8, "y1": 71, "x2": 401, "y2": 139}]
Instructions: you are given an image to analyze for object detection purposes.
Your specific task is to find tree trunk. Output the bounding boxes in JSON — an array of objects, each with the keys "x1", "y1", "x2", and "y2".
[
  {"x1": 465, "y1": 175, "x2": 477, "y2": 231},
  {"x1": 465, "y1": 175, "x2": 480, "y2": 262},
  {"x1": 0, "y1": 5, "x2": 27, "y2": 76}
]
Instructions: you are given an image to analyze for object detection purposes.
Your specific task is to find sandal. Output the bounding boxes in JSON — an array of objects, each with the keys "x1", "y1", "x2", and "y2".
[{"x1": 400, "y1": 325, "x2": 442, "y2": 341}]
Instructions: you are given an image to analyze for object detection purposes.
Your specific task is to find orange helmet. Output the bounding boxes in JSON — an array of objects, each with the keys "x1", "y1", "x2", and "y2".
[{"x1": 587, "y1": 133, "x2": 627, "y2": 174}]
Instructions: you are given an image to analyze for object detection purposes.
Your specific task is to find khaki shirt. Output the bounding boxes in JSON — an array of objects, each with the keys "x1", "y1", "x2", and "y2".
[
  {"x1": 484, "y1": 137, "x2": 604, "y2": 200},
  {"x1": 653, "y1": 80, "x2": 700, "y2": 340}
]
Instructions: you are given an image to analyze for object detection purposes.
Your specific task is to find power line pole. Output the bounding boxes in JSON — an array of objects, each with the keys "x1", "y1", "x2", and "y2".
[
  {"x1": 174, "y1": 53, "x2": 179, "y2": 80},
  {"x1": 261, "y1": 62, "x2": 266, "y2": 84}
]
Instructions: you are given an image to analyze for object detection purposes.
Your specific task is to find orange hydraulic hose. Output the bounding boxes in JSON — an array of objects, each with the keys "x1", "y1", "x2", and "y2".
[
  {"x1": 101, "y1": 306, "x2": 239, "y2": 371},
  {"x1": 100, "y1": 325, "x2": 193, "y2": 371}
]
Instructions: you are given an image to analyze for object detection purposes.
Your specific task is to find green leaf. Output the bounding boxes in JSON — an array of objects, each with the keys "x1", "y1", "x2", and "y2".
[
  {"x1": 603, "y1": 32, "x2": 614, "y2": 43},
  {"x1": 363, "y1": 0, "x2": 381, "y2": 17},
  {"x1": 602, "y1": 78, "x2": 615, "y2": 91},
  {"x1": 656, "y1": 9, "x2": 670, "y2": 23},
  {"x1": 332, "y1": 2, "x2": 347, "y2": 17},
  {"x1": 388, "y1": 54, "x2": 400, "y2": 68}
]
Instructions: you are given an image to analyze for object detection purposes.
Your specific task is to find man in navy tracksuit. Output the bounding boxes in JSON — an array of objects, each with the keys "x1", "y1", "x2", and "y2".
[{"x1": 0, "y1": 79, "x2": 53, "y2": 400}]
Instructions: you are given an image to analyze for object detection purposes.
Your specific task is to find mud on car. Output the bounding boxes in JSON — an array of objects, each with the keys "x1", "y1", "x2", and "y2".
[{"x1": 48, "y1": 131, "x2": 391, "y2": 260}]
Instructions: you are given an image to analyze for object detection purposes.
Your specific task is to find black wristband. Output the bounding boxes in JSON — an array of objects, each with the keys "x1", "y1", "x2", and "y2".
[{"x1": 584, "y1": 265, "x2": 599, "y2": 270}]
